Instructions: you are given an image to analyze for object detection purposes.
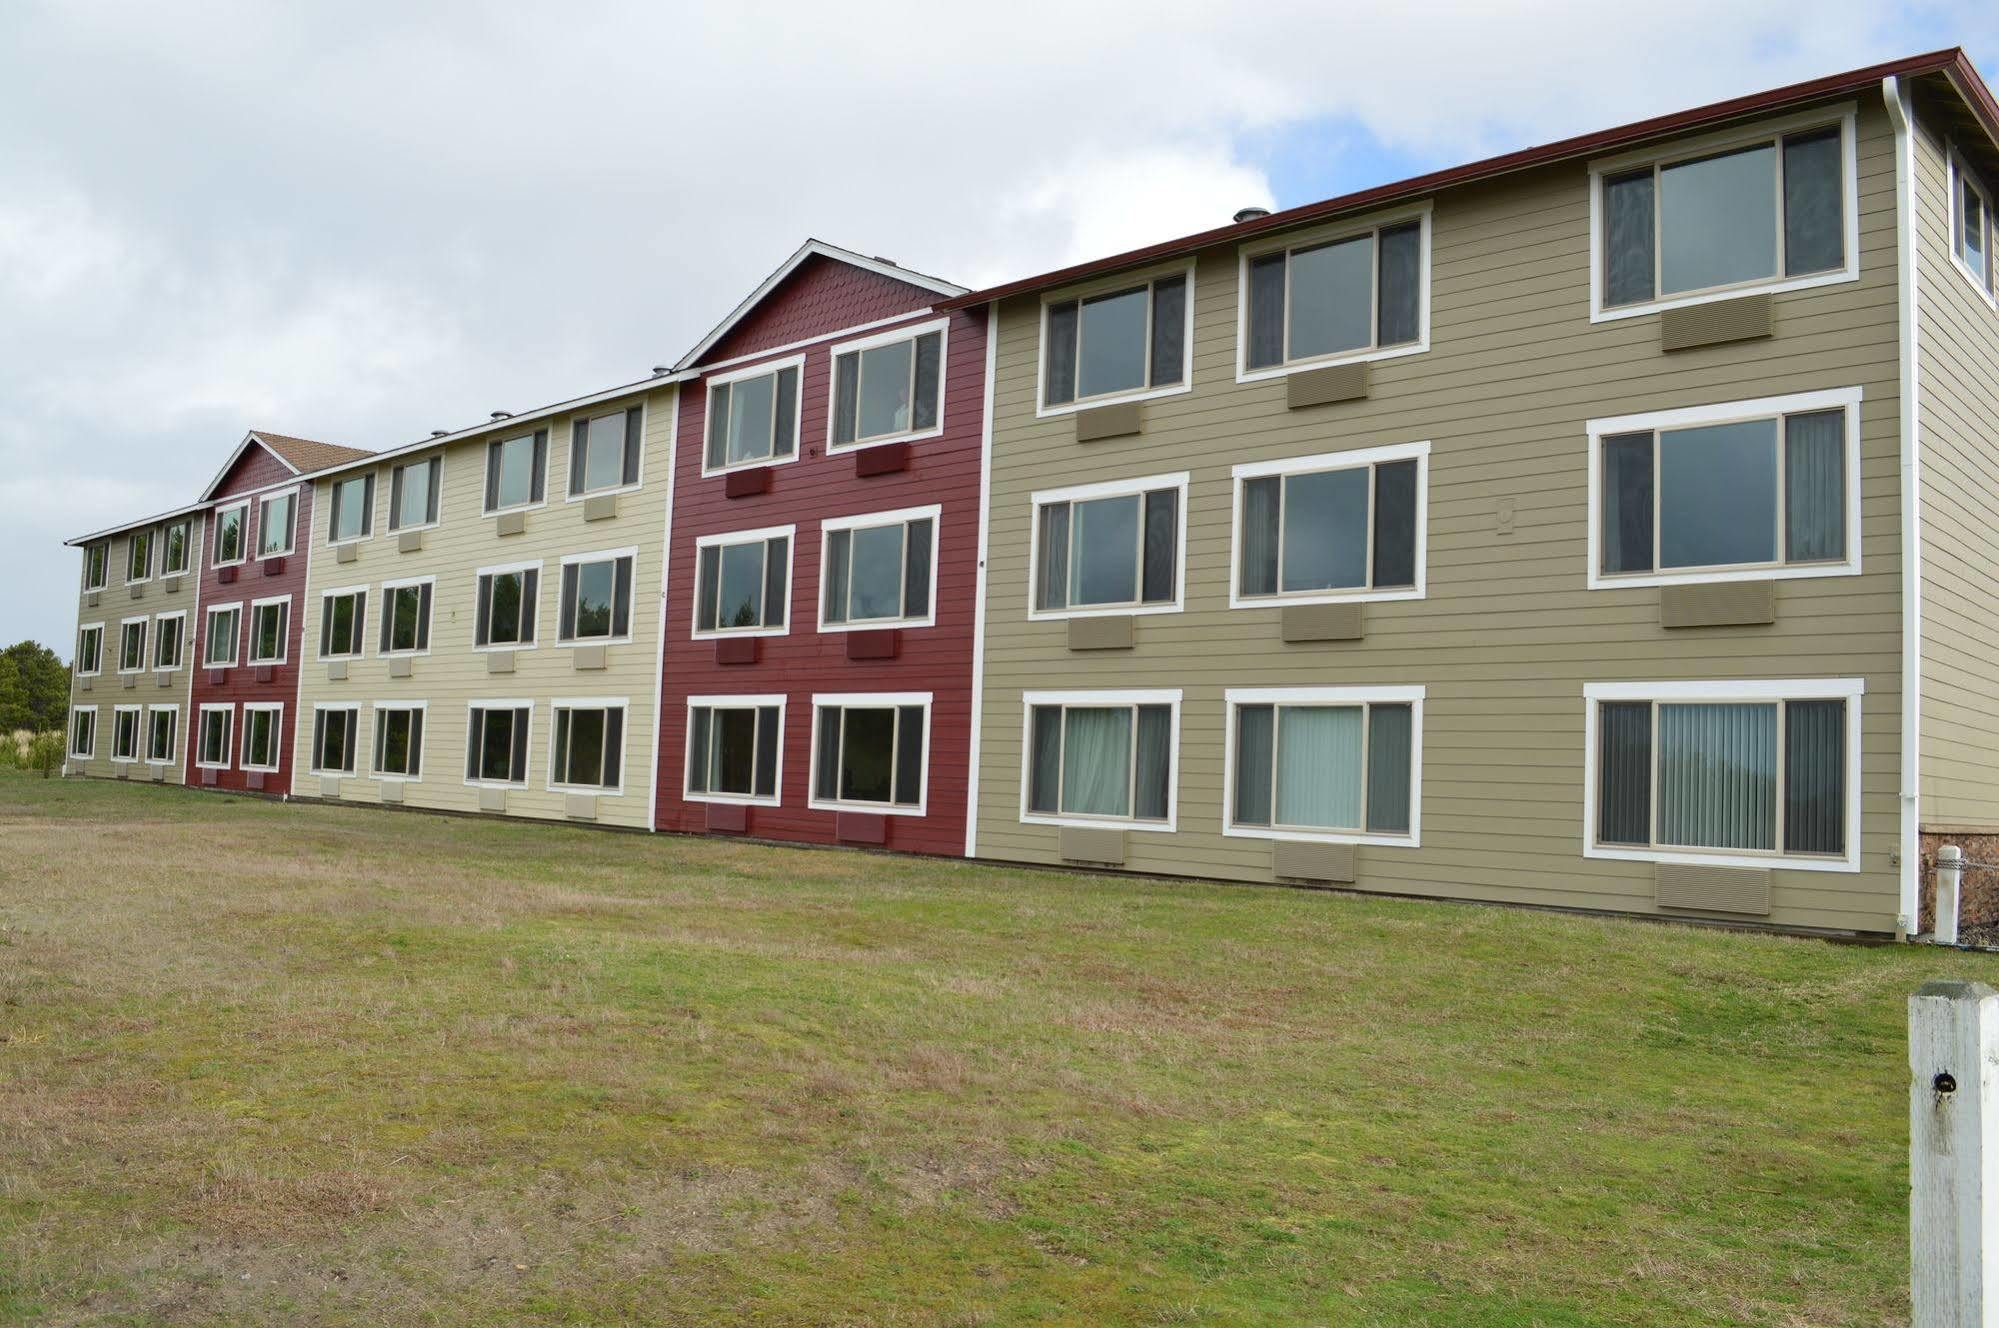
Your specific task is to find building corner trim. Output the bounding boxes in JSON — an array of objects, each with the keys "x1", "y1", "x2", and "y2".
[{"x1": 964, "y1": 305, "x2": 998, "y2": 858}]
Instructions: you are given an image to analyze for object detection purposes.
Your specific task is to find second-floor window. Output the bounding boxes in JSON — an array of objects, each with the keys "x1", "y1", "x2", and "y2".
[
  {"x1": 258, "y1": 491, "x2": 296, "y2": 557},
  {"x1": 82, "y1": 542, "x2": 109, "y2": 591},
  {"x1": 1243, "y1": 215, "x2": 1424, "y2": 372},
  {"x1": 379, "y1": 581, "x2": 433, "y2": 654},
  {"x1": 822, "y1": 508, "x2": 936, "y2": 628},
  {"x1": 126, "y1": 529, "x2": 153, "y2": 583},
  {"x1": 694, "y1": 529, "x2": 789, "y2": 635},
  {"x1": 705, "y1": 361, "x2": 801, "y2": 472},
  {"x1": 75, "y1": 624, "x2": 103, "y2": 675},
  {"x1": 118, "y1": 619, "x2": 147, "y2": 672},
  {"x1": 1033, "y1": 476, "x2": 1184, "y2": 616},
  {"x1": 213, "y1": 504, "x2": 247, "y2": 566},
  {"x1": 203, "y1": 605, "x2": 240, "y2": 668},
  {"x1": 484, "y1": 430, "x2": 547, "y2": 512},
  {"x1": 569, "y1": 406, "x2": 642, "y2": 496},
  {"x1": 161, "y1": 519, "x2": 192, "y2": 576},
  {"x1": 1042, "y1": 270, "x2": 1189, "y2": 409},
  {"x1": 559, "y1": 552, "x2": 635, "y2": 643},
  {"x1": 1952, "y1": 149, "x2": 1996, "y2": 298},
  {"x1": 319, "y1": 588, "x2": 367, "y2": 659},
  {"x1": 389, "y1": 456, "x2": 441, "y2": 530},
  {"x1": 475, "y1": 564, "x2": 539, "y2": 647},
  {"x1": 153, "y1": 613, "x2": 184, "y2": 670},
  {"x1": 830, "y1": 325, "x2": 944, "y2": 448},
  {"x1": 1234, "y1": 445, "x2": 1425, "y2": 605},
  {"x1": 248, "y1": 599, "x2": 289, "y2": 665},
  {"x1": 328, "y1": 474, "x2": 374, "y2": 543}
]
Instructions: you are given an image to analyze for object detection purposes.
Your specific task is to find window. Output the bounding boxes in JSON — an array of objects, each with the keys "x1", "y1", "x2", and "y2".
[
  {"x1": 257, "y1": 491, "x2": 297, "y2": 557},
  {"x1": 378, "y1": 580, "x2": 433, "y2": 655},
  {"x1": 328, "y1": 474, "x2": 374, "y2": 543},
  {"x1": 1233, "y1": 443, "x2": 1427, "y2": 606},
  {"x1": 240, "y1": 704, "x2": 282, "y2": 772},
  {"x1": 248, "y1": 598, "x2": 290, "y2": 665},
  {"x1": 550, "y1": 702, "x2": 625, "y2": 792},
  {"x1": 1031, "y1": 475, "x2": 1186, "y2": 617},
  {"x1": 153, "y1": 612, "x2": 185, "y2": 671},
  {"x1": 820, "y1": 508, "x2": 937, "y2": 630},
  {"x1": 373, "y1": 704, "x2": 425, "y2": 779},
  {"x1": 1585, "y1": 680, "x2": 1862, "y2": 871},
  {"x1": 465, "y1": 703, "x2": 531, "y2": 786},
  {"x1": 568, "y1": 406, "x2": 642, "y2": 496},
  {"x1": 319, "y1": 588, "x2": 367, "y2": 659},
  {"x1": 559, "y1": 551, "x2": 635, "y2": 643},
  {"x1": 389, "y1": 456, "x2": 441, "y2": 530},
  {"x1": 484, "y1": 429, "x2": 547, "y2": 513},
  {"x1": 474, "y1": 564, "x2": 539, "y2": 648},
  {"x1": 704, "y1": 359, "x2": 802, "y2": 472},
  {"x1": 810, "y1": 695, "x2": 928, "y2": 813},
  {"x1": 196, "y1": 706, "x2": 232, "y2": 769},
  {"x1": 310, "y1": 705, "x2": 359, "y2": 775},
  {"x1": 146, "y1": 706, "x2": 177, "y2": 765},
  {"x1": 685, "y1": 697, "x2": 784, "y2": 804},
  {"x1": 75, "y1": 624, "x2": 102, "y2": 676},
  {"x1": 82, "y1": 542, "x2": 108, "y2": 591},
  {"x1": 69, "y1": 707, "x2": 95, "y2": 759},
  {"x1": 829, "y1": 322, "x2": 946, "y2": 449},
  {"x1": 1242, "y1": 212, "x2": 1426, "y2": 375},
  {"x1": 1226, "y1": 688, "x2": 1422, "y2": 843},
  {"x1": 117, "y1": 618, "x2": 148, "y2": 673},
  {"x1": 203, "y1": 604, "x2": 241, "y2": 668},
  {"x1": 1023, "y1": 692, "x2": 1180, "y2": 829},
  {"x1": 1589, "y1": 388, "x2": 1861, "y2": 589},
  {"x1": 1951, "y1": 148, "x2": 1996, "y2": 300},
  {"x1": 126, "y1": 529, "x2": 153, "y2": 583},
  {"x1": 693, "y1": 530, "x2": 787, "y2": 636},
  {"x1": 1597, "y1": 116, "x2": 1850, "y2": 315},
  {"x1": 161, "y1": 519, "x2": 192, "y2": 576},
  {"x1": 1042, "y1": 268, "x2": 1190, "y2": 410},
  {"x1": 111, "y1": 706, "x2": 141, "y2": 762},
  {"x1": 213, "y1": 504, "x2": 248, "y2": 566}
]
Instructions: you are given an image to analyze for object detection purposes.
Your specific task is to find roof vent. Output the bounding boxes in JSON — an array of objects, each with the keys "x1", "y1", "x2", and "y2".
[
  {"x1": 651, "y1": 365, "x2": 672, "y2": 377},
  {"x1": 1234, "y1": 206, "x2": 1271, "y2": 224},
  {"x1": 490, "y1": 411, "x2": 513, "y2": 420},
  {"x1": 873, "y1": 256, "x2": 898, "y2": 267},
  {"x1": 430, "y1": 430, "x2": 449, "y2": 438}
]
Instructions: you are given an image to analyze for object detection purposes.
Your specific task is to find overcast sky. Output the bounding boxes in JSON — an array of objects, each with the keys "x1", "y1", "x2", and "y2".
[{"x1": 3, "y1": 2, "x2": 1993, "y2": 654}]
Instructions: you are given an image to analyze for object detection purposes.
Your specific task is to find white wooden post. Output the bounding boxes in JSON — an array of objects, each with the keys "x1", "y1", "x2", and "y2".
[
  {"x1": 1939, "y1": 846, "x2": 1966, "y2": 947},
  {"x1": 1912, "y1": 979, "x2": 1999, "y2": 1327}
]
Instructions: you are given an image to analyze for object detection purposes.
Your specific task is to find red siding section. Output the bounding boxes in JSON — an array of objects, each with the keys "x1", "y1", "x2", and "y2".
[
  {"x1": 185, "y1": 460, "x2": 313, "y2": 796},
  {"x1": 655, "y1": 273, "x2": 986, "y2": 857}
]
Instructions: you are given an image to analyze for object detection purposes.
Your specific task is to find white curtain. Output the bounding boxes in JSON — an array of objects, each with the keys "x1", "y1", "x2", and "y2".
[
  {"x1": 1276, "y1": 706, "x2": 1363, "y2": 830},
  {"x1": 1062, "y1": 708, "x2": 1131, "y2": 817}
]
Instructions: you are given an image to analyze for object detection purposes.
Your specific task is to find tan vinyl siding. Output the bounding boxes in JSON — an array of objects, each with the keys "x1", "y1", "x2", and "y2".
[
  {"x1": 66, "y1": 520, "x2": 202, "y2": 785},
  {"x1": 1913, "y1": 117, "x2": 1999, "y2": 832},
  {"x1": 288, "y1": 386, "x2": 675, "y2": 829},
  {"x1": 975, "y1": 100, "x2": 1906, "y2": 934}
]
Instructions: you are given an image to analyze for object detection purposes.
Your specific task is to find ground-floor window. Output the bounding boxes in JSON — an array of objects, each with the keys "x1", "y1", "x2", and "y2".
[
  {"x1": 1022, "y1": 690, "x2": 1180, "y2": 828},
  {"x1": 311, "y1": 706, "x2": 360, "y2": 775},
  {"x1": 466, "y1": 703, "x2": 531, "y2": 786},
  {"x1": 196, "y1": 706, "x2": 232, "y2": 769},
  {"x1": 373, "y1": 705, "x2": 424, "y2": 779},
  {"x1": 111, "y1": 706, "x2": 141, "y2": 762},
  {"x1": 810, "y1": 694, "x2": 928, "y2": 812},
  {"x1": 241, "y1": 705, "x2": 283, "y2": 772},
  {"x1": 1225, "y1": 687, "x2": 1423, "y2": 842},
  {"x1": 146, "y1": 706, "x2": 177, "y2": 765},
  {"x1": 550, "y1": 702, "x2": 625, "y2": 792},
  {"x1": 685, "y1": 696, "x2": 783, "y2": 804},
  {"x1": 69, "y1": 707, "x2": 96, "y2": 759}
]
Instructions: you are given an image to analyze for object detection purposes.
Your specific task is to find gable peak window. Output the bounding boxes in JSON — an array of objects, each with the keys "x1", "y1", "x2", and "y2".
[
  {"x1": 389, "y1": 456, "x2": 442, "y2": 531},
  {"x1": 329, "y1": 473, "x2": 375, "y2": 543},
  {"x1": 559, "y1": 553, "x2": 634, "y2": 643},
  {"x1": 831, "y1": 326, "x2": 944, "y2": 449},
  {"x1": 685, "y1": 700, "x2": 783, "y2": 803},
  {"x1": 485, "y1": 429, "x2": 548, "y2": 513},
  {"x1": 1244, "y1": 215, "x2": 1424, "y2": 372},
  {"x1": 822, "y1": 510, "x2": 935, "y2": 628},
  {"x1": 569, "y1": 406, "x2": 642, "y2": 497},
  {"x1": 1043, "y1": 270, "x2": 1188, "y2": 408},
  {"x1": 705, "y1": 363, "x2": 800, "y2": 471},
  {"x1": 1034, "y1": 478, "x2": 1183, "y2": 615},
  {"x1": 695, "y1": 531, "x2": 789, "y2": 635}
]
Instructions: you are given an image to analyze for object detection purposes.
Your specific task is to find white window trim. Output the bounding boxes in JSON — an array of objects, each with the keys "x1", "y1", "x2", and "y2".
[
  {"x1": 683, "y1": 693, "x2": 787, "y2": 808},
  {"x1": 247, "y1": 593, "x2": 294, "y2": 666},
  {"x1": 256, "y1": 486, "x2": 301, "y2": 559},
  {"x1": 564, "y1": 401, "x2": 648, "y2": 503},
  {"x1": 806, "y1": 691, "x2": 933, "y2": 817},
  {"x1": 1234, "y1": 201, "x2": 1433, "y2": 384},
  {"x1": 370, "y1": 700, "x2": 428, "y2": 783},
  {"x1": 690, "y1": 525, "x2": 795, "y2": 640},
  {"x1": 82, "y1": 542, "x2": 109, "y2": 592},
  {"x1": 546, "y1": 696, "x2": 631, "y2": 795},
  {"x1": 70, "y1": 705, "x2": 97, "y2": 759},
  {"x1": 483, "y1": 430, "x2": 550, "y2": 517},
  {"x1": 1017, "y1": 688, "x2": 1182, "y2": 833},
  {"x1": 1026, "y1": 472, "x2": 1190, "y2": 621},
  {"x1": 75, "y1": 623, "x2": 104, "y2": 677},
  {"x1": 309, "y1": 701, "x2": 363, "y2": 777},
  {"x1": 325, "y1": 472, "x2": 376, "y2": 547},
  {"x1": 1228, "y1": 440, "x2": 1430, "y2": 608},
  {"x1": 1584, "y1": 386, "x2": 1864, "y2": 590},
  {"x1": 240, "y1": 701, "x2": 285, "y2": 773},
  {"x1": 1220, "y1": 685, "x2": 1425, "y2": 847},
  {"x1": 144, "y1": 703, "x2": 180, "y2": 766},
  {"x1": 1581, "y1": 677, "x2": 1864, "y2": 873},
  {"x1": 462, "y1": 698, "x2": 534, "y2": 790},
  {"x1": 124, "y1": 529, "x2": 155, "y2": 586},
  {"x1": 1947, "y1": 142, "x2": 1998, "y2": 309},
  {"x1": 195, "y1": 703, "x2": 234, "y2": 770},
  {"x1": 379, "y1": 575, "x2": 435, "y2": 658},
  {"x1": 110, "y1": 703, "x2": 143, "y2": 763},
  {"x1": 471, "y1": 559, "x2": 543, "y2": 653},
  {"x1": 816, "y1": 504, "x2": 943, "y2": 632},
  {"x1": 387, "y1": 454, "x2": 445, "y2": 534},
  {"x1": 116, "y1": 615, "x2": 149, "y2": 675},
  {"x1": 1035, "y1": 260, "x2": 1197, "y2": 419},
  {"x1": 152, "y1": 610, "x2": 188, "y2": 672},
  {"x1": 1587, "y1": 104, "x2": 1861, "y2": 323},
  {"x1": 557, "y1": 545, "x2": 640, "y2": 647},
  {"x1": 823, "y1": 317, "x2": 951, "y2": 454},
  {"x1": 202, "y1": 602, "x2": 243, "y2": 669},
  {"x1": 701, "y1": 354, "x2": 808, "y2": 478},
  {"x1": 316, "y1": 584, "x2": 371, "y2": 661},
  {"x1": 159, "y1": 518, "x2": 196, "y2": 578},
  {"x1": 211, "y1": 502, "x2": 250, "y2": 568}
]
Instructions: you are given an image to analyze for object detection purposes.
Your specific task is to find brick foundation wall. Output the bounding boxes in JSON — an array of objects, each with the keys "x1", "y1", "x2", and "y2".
[{"x1": 1919, "y1": 830, "x2": 1999, "y2": 939}]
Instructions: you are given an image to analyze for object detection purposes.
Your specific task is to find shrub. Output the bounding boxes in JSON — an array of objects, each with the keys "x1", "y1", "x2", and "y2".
[{"x1": 26, "y1": 730, "x2": 64, "y2": 779}]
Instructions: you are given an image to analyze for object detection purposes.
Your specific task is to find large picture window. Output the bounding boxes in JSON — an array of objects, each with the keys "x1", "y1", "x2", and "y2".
[
  {"x1": 1042, "y1": 268, "x2": 1190, "y2": 410},
  {"x1": 693, "y1": 528, "x2": 790, "y2": 636},
  {"x1": 1032, "y1": 475, "x2": 1185, "y2": 617},
  {"x1": 1225, "y1": 688, "x2": 1422, "y2": 843},
  {"x1": 704, "y1": 359, "x2": 801, "y2": 473},
  {"x1": 685, "y1": 697, "x2": 784, "y2": 805},
  {"x1": 484, "y1": 429, "x2": 547, "y2": 513},
  {"x1": 810, "y1": 695, "x2": 928, "y2": 813},
  {"x1": 1242, "y1": 212, "x2": 1426, "y2": 375},
  {"x1": 820, "y1": 508, "x2": 936, "y2": 630},
  {"x1": 1022, "y1": 691, "x2": 1179, "y2": 829},
  {"x1": 465, "y1": 703, "x2": 531, "y2": 786},
  {"x1": 1585, "y1": 680, "x2": 1862, "y2": 871},
  {"x1": 550, "y1": 702, "x2": 625, "y2": 792},
  {"x1": 1233, "y1": 443, "x2": 1426, "y2": 606},
  {"x1": 829, "y1": 322, "x2": 945, "y2": 450},
  {"x1": 1589, "y1": 388, "x2": 1861, "y2": 588},
  {"x1": 568, "y1": 405, "x2": 642, "y2": 497}
]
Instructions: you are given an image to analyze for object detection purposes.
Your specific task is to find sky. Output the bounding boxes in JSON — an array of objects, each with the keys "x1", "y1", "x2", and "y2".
[{"x1": 2, "y1": 1, "x2": 1994, "y2": 654}]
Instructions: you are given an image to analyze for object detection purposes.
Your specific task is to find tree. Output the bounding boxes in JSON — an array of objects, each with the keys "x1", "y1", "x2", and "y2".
[
  {"x1": 0, "y1": 655, "x2": 27, "y2": 734},
  {"x1": 0, "y1": 642, "x2": 68, "y2": 731}
]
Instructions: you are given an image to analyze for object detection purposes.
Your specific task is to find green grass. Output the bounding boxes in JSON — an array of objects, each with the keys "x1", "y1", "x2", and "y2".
[{"x1": 0, "y1": 769, "x2": 1987, "y2": 1326}]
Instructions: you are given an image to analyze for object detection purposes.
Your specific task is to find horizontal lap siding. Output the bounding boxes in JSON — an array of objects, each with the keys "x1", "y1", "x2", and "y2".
[
  {"x1": 654, "y1": 290, "x2": 985, "y2": 855},
  {"x1": 287, "y1": 388, "x2": 676, "y2": 831},
  {"x1": 705, "y1": 256, "x2": 944, "y2": 361},
  {"x1": 974, "y1": 101, "x2": 1905, "y2": 933},
  {"x1": 1914, "y1": 118, "x2": 1999, "y2": 832}
]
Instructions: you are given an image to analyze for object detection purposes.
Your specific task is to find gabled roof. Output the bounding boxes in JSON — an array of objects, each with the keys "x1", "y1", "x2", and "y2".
[
  {"x1": 941, "y1": 47, "x2": 1999, "y2": 312},
  {"x1": 675, "y1": 238, "x2": 967, "y2": 371},
  {"x1": 197, "y1": 429, "x2": 373, "y2": 502}
]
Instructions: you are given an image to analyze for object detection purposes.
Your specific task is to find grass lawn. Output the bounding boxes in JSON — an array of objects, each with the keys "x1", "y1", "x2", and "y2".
[{"x1": 1, "y1": 770, "x2": 1989, "y2": 1326}]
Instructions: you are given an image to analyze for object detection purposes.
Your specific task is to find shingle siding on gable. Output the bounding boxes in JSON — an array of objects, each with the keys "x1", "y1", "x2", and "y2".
[{"x1": 703, "y1": 256, "x2": 946, "y2": 362}]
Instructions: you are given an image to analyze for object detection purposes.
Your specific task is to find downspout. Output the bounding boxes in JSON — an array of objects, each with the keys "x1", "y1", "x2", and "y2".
[
  {"x1": 1883, "y1": 76, "x2": 1923, "y2": 939},
  {"x1": 964, "y1": 303, "x2": 998, "y2": 858}
]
